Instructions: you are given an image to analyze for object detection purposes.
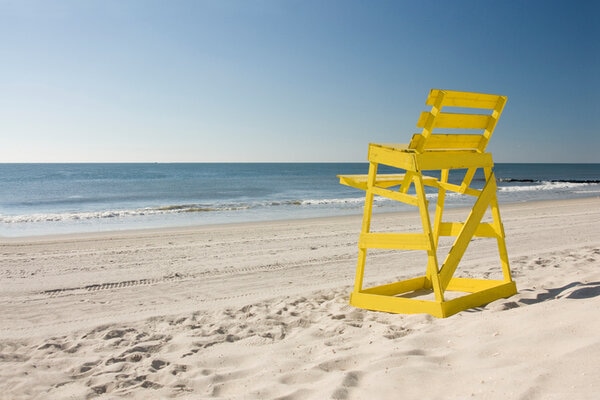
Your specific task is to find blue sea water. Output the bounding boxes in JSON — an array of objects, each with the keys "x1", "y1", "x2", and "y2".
[{"x1": 0, "y1": 163, "x2": 599, "y2": 237}]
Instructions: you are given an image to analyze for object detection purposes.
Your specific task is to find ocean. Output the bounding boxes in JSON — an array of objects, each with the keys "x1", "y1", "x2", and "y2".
[{"x1": 1, "y1": 163, "x2": 599, "y2": 237}]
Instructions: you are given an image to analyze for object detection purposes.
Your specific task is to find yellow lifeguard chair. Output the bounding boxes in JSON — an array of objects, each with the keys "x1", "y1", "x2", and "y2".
[{"x1": 338, "y1": 89, "x2": 516, "y2": 318}]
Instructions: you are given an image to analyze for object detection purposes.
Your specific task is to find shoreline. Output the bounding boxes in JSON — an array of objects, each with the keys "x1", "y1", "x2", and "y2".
[
  {"x1": 1, "y1": 197, "x2": 599, "y2": 399},
  {"x1": 2, "y1": 195, "x2": 598, "y2": 242}
]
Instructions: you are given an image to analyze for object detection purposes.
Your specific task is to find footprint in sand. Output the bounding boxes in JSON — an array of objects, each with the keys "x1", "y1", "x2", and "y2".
[
  {"x1": 331, "y1": 371, "x2": 362, "y2": 400},
  {"x1": 150, "y1": 358, "x2": 169, "y2": 372}
]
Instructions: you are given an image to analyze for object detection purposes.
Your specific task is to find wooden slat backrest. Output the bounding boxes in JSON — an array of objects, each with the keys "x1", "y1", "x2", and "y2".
[
  {"x1": 409, "y1": 134, "x2": 485, "y2": 151},
  {"x1": 409, "y1": 89, "x2": 507, "y2": 153}
]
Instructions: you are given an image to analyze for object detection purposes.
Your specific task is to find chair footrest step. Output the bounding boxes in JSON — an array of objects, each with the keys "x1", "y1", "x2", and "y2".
[
  {"x1": 359, "y1": 232, "x2": 432, "y2": 250},
  {"x1": 338, "y1": 174, "x2": 406, "y2": 190},
  {"x1": 338, "y1": 173, "x2": 438, "y2": 190}
]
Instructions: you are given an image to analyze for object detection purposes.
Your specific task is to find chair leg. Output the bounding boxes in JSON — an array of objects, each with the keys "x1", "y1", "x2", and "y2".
[
  {"x1": 353, "y1": 161, "x2": 378, "y2": 293},
  {"x1": 413, "y1": 175, "x2": 444, "y2": 302},
  {"x1": 486, "y1": 169, "x2": 514, "y2": 283}
]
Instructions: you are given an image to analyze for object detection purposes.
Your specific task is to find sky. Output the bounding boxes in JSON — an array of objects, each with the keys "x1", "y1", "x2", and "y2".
[{"x1": 1, "y1": 0, "x2": 598, "y2": 163}]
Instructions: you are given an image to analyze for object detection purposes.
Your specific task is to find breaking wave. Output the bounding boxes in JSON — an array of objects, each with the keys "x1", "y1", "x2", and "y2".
[
  {"x1": 0, "y1": 197, "x2": 368, "y2": 224},
  {"x1": 498, "y1": 180, "x2": 594, "y2": 192}
]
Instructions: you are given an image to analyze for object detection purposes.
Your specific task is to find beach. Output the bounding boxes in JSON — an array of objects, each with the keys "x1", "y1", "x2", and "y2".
[{"x1": 1, "y1": 197, "x2": 599, "y2": 399}]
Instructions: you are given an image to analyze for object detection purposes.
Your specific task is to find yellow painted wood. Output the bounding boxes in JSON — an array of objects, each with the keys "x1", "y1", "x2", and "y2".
[
  {"x1": 417, "y1": 112, "x2": 493, "y2": 130},
  {"x1": 338, "y1": 173, "x2": 438, "y2": 189},
  {"x1": 338, "y1": 173, "x2": 420, "y2": 205},
  {"x1": 480, "y1": 97, "x2": 507, "y2": 152},
  {"x1": 352, "y1": 162, "x2": 378, "y2": 292},
  {"x1": 434, "y1": 181, "x2": 481, "y2": 196},
  {"x1": 426, "y1": 89, "x2": 505, "y2": 109},
  {"x1": 338, "y1": 173, "x2": 407, "y2": 191},
  {"x1": 338, "y1": 175, "x2": 369, "y2": 190},
  {"x1": 370, "y1": 186, "x2": 419, "y2": 206},
  {"x1": 351, "y1": 279, "x2": 517, "y2": 318},
  {"x1": 359, "y1": 232, "x2": 431, "y2": 250},
  {"x1": 360, "y1": 276, "x2": 427, "y2": 296},
  {"x1": 415, "y1": 152, "x2": 493, "y2": 170},
  {"x1": 339, "y1": 89, "x2": 515, "y2": 317},
  {"x1": 459, "y1": 167, "x2": 478, "y2": 192},
  {"x1": 368, "y1": 143, "x2": 416, "y2": 170},
  {"x1": 410, "y1": 134, "x2": 484, "y2": 151},
  {"x1": 432, "y1": 169, "x2": 448, "y2": 248},
  {"x1": 447, "y1": 277, "x2": 509, "y2": 292},
  {"x1": 437, "y1": 222, "x2": 499, "y2": 238},
  {"x1": 441, "y1": 281, "x2": 517, "y2": 316},
  {"x1": 350, "y1": 291, "x2": 446, "y2": 317},
  {"x1": 438, "y1": 177, "x2": 497, "y2": 290},
  {"x1": 399, "y1": 171, "x2": 416, "y2": 193},
  {"x1": 485, "y1": 169, "x2": 514, "y2": 282},
  {"x1": 413, "y1": 174, "x2": 445, "y2": 302}
]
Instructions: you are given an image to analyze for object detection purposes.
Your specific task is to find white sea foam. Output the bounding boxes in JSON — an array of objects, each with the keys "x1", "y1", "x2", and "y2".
[
  {"x1": 0, "y1": 207, "x2": 208, "y2": 224},
  {"x1": 300, "y1": 197, "x2": 365, "y2": 206},
  {"x1": 499, "y1": 181, "x2": 591, "y2": 192},
  {"x1": 0, "y1": 197, "x2": 366, "y2": 224},
  {"x1": 2, "y1": 163, "x2": 598, "y2": 237}
]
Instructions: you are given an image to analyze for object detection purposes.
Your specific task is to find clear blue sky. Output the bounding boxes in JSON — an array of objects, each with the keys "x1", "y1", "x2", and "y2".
[{"x1": 1, "y1": 0, "x2": 598, "y2": 163}]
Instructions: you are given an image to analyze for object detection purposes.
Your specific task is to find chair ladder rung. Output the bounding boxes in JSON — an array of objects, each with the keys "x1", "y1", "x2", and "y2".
[
  {"x1": 359, "y1": 232, "x2": 432, "y2": 250},
  {"x1": 438, "y1": 222, "x2": 499, "y2": 238}
]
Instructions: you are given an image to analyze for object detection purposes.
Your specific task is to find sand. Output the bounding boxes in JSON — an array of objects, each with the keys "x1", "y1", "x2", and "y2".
[{"x1": 1, "y1": 197, "x2": 599, "y2": 399}]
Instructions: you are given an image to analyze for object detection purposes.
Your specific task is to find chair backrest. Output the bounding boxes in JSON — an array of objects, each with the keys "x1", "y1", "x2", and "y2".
[{"x1": 408, "y1": 89, "x2": 507, "y2": 153}]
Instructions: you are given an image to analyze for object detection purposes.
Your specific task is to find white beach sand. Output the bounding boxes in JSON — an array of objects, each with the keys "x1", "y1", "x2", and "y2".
[{"x1": 1, "y1": 197, "x2": 599, "y2": 399}]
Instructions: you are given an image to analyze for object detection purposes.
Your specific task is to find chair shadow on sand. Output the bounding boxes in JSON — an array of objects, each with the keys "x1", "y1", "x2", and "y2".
[
  {"x1": 518, "y1": 281, "x2": 600, "y2": 304},
  {"x1": 467, "y1": 281, "x2": 600, "y2": 313}
]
